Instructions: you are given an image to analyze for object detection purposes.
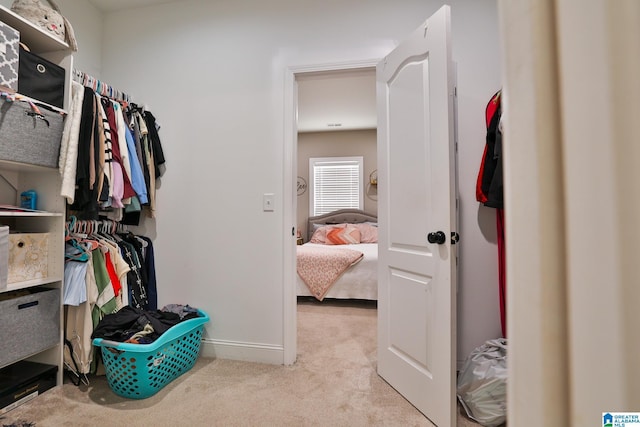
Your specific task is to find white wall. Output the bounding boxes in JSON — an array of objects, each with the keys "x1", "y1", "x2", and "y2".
[
  {"x1": 448, "y1": 1, "x2": 504, "y2": 363},
  {"x1": 56, "y1": 0, "x2": 103, "y2": 76},
  {"x1": 56, "y1": 0, "x2": 502, "y2": 363}
]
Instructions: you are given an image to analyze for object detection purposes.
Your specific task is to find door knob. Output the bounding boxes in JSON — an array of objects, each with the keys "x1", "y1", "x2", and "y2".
[{"x1": 427, "y1": 231, "x2": 446, "y2": 245}]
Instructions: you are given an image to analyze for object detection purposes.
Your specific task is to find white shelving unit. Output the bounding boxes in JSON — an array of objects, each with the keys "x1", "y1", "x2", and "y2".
[
  {"x1": 0, "y1": 5, "x2": 73, "y2": 388},
  {"x1": 0, "y1": 5, "x2": 73, "y2": 112}
]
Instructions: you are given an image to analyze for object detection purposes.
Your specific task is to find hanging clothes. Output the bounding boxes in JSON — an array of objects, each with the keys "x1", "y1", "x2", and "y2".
[
  {"x1": 59, "y1": 81, "x2": 85, "y2": 204},
  {"x1": 69, "y1": 86, "x2": 100, "y2": 219},
  {"x1": 476, "y1": 90, "x2": 507, "y2": 337},
  {"x1": 476, "y1": 90, "x2": 503, "y2": 208},
  {"x1": 63, "y1": 218, "x2": 158, "y2": 374},
  {"x1": 137, "y1": 235, "x2": 158, "y2": 310},
  {"x1": 62, "y1": 79, "x2": 165, "y2": 223},
  {"x1": 61, "y1": 70, "x2": 166, "y2": 371},
  {"x1": 143, "y1": 110, "x2": 166, "y2": 177},
  {"x1": 64, "y1": 248, "x2": 99, "y2": 375},
  {"x1": 496, "y1": 208, "x2": 506, "y2": 337},
  {"x1": 119, "y1": 232, "x2": 149, "y2": 309}
]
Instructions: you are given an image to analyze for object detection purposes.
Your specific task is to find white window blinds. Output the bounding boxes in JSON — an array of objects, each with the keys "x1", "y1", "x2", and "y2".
[{"x1": 310, "y1": 157, "x2": 363, "y2": 216}]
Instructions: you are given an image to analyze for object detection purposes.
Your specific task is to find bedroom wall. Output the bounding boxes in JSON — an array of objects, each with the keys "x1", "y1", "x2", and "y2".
[
  {"x1": 297, "y1": 129, "x2": 378, "y2": 240},
  {"x1": 36, "y1": 0, "x2": 502, "y2": 365}
]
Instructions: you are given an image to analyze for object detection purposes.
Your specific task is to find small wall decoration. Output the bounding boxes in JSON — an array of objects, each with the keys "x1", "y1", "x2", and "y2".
[
  {"x1": 366, "y1": 170, "x2": 378, "y2": 201},
  {"x1": 297, "y1": 176, "x2": 307, "y2": 196}
]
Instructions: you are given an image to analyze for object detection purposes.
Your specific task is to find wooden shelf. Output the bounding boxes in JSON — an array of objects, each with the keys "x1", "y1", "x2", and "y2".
[
  {"x1": 0, "y1": 211, "x2": 63, "y2": 218},
  {"x1": 4, "y1": 277, "x2": 63, "y2": 293},
  {"x1": 0, "y1": 159, "x2": 58, "y2": 173}
]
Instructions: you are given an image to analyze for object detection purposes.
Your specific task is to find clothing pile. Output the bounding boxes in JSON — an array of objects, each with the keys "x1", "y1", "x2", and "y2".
[{"x1": 91, "y1": 304, "x2": 200, "y2": 345}]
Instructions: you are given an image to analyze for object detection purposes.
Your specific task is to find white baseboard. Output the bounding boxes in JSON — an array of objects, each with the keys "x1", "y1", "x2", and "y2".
[{"x1": 200, "y1": 338, "x2": 284, "y2": 365}]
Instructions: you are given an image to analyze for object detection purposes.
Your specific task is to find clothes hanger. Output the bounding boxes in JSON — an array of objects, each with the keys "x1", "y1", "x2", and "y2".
[
  {"x1": 65, "y1": 242, "x2": 89, "y2": 262},
  {"x1": 65, "y1": 217, "x2": 91, "y2": 262},
  {"x1": 62, "y1": 307, "x2": 86, "y2": 386},
  {"x1": 86, "y1": 220, "x2": 113, "y2": 254},
  {"x1": 134, "y1": 235, "x2": 148, "y2": 249},
  {"x1": 63, "y1": 338, "x2": 89, "y2": 386},
  {"x1": 67, "y1": 220, "x2": 101, "y2": 254},
  {"x1": 65, "y1": 216, "x2": 76, "y2": 241}
]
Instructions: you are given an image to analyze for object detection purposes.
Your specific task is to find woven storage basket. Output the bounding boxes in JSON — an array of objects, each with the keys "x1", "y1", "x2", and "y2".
[{"x1": 92, "y1": 310, "x2": 209, "y2": 399}]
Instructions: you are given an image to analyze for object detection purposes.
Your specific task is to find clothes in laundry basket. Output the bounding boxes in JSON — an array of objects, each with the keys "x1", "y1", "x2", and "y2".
[
  {"x1": 92, "y1": 308, "x2": 209, "y2": 399},
  {"x1": 91, "y1": 304, "x2": 200, "y2": 344}
]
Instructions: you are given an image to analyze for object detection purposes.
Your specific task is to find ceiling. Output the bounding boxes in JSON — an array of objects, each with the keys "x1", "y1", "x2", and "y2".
[
  {"x1": 87, "y1": 0, "x2": 182, "y2": 12},
  {"x1": 297, "y1": 68, "x2": 377, "y2": 133}
]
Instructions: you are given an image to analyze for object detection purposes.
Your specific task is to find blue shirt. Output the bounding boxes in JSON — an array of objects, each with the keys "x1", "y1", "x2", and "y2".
[{"x1": 124, "y1": 126, "x2": 149, "y2": 204}]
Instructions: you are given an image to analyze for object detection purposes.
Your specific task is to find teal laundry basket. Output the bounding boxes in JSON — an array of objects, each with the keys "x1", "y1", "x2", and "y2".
[{"x1": 92, "y1": 309, "x2": 209, "y2": 399}]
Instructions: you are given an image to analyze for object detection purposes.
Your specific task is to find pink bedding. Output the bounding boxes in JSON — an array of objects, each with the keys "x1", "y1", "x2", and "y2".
[{"x1": 296, "y1": 245, "x2": 364, "y2": 301}]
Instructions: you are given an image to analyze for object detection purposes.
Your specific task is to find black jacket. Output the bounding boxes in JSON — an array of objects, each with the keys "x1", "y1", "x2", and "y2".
[{"x1": 476, "y1": 90, "x2": 503, "y2": 209}]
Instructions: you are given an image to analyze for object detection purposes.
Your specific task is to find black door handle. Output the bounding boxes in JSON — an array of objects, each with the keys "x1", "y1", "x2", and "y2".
[{"x1": 427, "y1": 231, "x2": 446, "y2": 245}]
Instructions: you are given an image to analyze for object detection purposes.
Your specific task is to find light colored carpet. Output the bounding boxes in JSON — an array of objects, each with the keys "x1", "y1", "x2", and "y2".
[{"x1": 0, "y1": 299, "x2": 482, "y2": 426}]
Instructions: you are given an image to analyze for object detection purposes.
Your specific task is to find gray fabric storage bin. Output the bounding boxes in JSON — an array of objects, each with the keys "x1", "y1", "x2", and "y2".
[
  {"x1": 0, "y1": 98, "x2": 63, "y2": 168},
  {"x1": 0, "y1": 287, "x2": 60, "y2": 369}
]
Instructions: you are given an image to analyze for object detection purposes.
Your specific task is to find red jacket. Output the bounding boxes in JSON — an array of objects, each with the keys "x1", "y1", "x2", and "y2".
[{"x1": 476, "y1": 90, "x2": 503, "y2": 209}]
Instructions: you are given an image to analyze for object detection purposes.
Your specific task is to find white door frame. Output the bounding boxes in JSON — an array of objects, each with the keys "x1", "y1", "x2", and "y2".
[{"x1": 282, "y1": 59, "x2": 380, "y2": 365}]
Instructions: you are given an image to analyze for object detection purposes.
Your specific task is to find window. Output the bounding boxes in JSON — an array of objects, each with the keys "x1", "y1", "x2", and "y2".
[{"x1": 309, "y1": 157, "x2": 363, "y2": 216}]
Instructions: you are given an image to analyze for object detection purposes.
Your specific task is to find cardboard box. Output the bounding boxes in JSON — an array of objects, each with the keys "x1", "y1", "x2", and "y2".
[{"x1": 0, "y1": 361, "x2": 57, "y2": 414}]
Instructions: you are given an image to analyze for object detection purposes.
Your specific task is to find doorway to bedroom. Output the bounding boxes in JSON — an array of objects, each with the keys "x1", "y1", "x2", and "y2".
[{"x1": 294, "y1": 66, "x2": 379, "y2": 352}]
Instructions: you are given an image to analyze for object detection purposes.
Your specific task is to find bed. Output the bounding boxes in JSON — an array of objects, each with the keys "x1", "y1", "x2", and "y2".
[{"x1": 296, "y1": 209, "x2": 378, "y2": 301}]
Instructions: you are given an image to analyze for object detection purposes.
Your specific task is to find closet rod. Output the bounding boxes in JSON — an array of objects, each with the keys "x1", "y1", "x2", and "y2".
[{"x1": 72, "y1": 68, "x2": 132, "y2": 104}]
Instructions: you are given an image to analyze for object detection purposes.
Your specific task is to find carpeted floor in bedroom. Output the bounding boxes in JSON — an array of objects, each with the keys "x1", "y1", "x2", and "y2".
[{"x1": 0, "y1": 298, "x2": 483, "y2": 426}]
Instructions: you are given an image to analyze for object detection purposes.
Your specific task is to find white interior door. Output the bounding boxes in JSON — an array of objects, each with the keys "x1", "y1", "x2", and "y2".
[{"x1": 376, "y1": 5, "x2": 456, "y2": 427}]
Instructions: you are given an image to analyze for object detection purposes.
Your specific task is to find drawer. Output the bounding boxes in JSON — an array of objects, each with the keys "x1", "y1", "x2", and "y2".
[
  {"x1": 8, "y1": 233, "x2": 49, "y2": 284},
  {"x1": 0, "y1": 288, "x2": 60, "y2": 369}
]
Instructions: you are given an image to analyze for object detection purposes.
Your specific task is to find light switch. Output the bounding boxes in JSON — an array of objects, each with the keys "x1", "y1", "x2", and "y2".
[{"x1": 263, "y1": 193, "x2": 275, "y2": 212}]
